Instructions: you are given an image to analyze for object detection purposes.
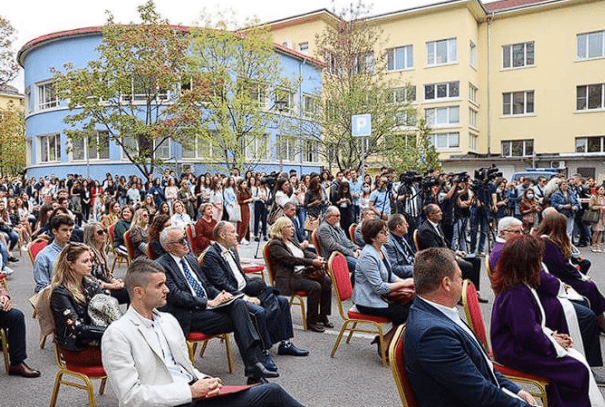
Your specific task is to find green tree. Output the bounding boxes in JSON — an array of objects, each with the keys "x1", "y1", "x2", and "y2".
[
  {"x1": 0, "y1": 101, "x2": 26, "y2": 176},
  {"x1": 0, "y1": 15, "x2": 19, "y2": 87},
  {"x1": 315, "y1": 2, "x2": 435, "y2": 172},
  {"x1": 53, "y1": 1, "x2": 201, "y2": 178},
  {"x1": 382, "y1": 118, "x2": 441, "y2": 174},
  {"x1": 187, "y1": 16, "x2": 287, "y2": 171}
]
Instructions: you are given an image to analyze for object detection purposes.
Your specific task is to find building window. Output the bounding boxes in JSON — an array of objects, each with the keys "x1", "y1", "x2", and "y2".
[
  {"x1": 240, "y1": 80, "x2": 267, "y2": 108},
  {"x1": 274, "y1": 88, "x2": 294, "y2": 114},
  {"x1": 37, "y1": 82, "x2": 59, "y2": 110},
  {"x1": 303, "y1": 95, "x2": 320, "y2": 117},
  {"x1": 502, "y1": 41, "x2": 534, "y2": 68},
  {"x1": 121, "y1": 76, "x2": 168, "y2": 102},
  {"x1": 424, "y1": 81, "x2": 459, "y2": 101},
  {"x1": 277, "y1": 136, "x2": 297, "y2": 161},
  {"x1": 429, "y1": 132, "x2": 459, "y2": 150},
  {"x1": 303, "y1": 139, "x2": 320, "y2": 162},
  {"x1": 154, "y1": 138, "x2": 171, "y2": 160},
  {"x1": 39, "y1": 134, "x2": 61, "y2": 163},
  {"x1": 245, "y1": 135, "x2": 270, "y2": 160},
  {"x1": 576, "y1": 136, "x2": 605, "y2": 153},
  {"x1": 469, "y1": 108, "x2": 478, "y2": 128},
  {"x1": 577, "y1": 84, "x2": 604, "y2": 110},
  {"x1": 388, "y1": 87, "x2": 416, "y2": 103},
  {"x1": 182, "y1": 134, "x2": 213, "y2": 159},
  {"x1": 577, "y1": 30, "x2": 605, "y2": 60},
  {"x1": 501, "y1": 139, "x2": 534, "y2": 157},
  {"x1": 469, "y1": 83, "x2": 478, "y2": 104},
  {"x1": 469, "y1": 133, "x2": 478, "y2": 151},
  {"x1": 394, "y1": 111, "x2": 417, "y2": 127},
  {"x1": 121, "y1": 137, "x2": 139, "y2": 160},
  {"x1": 469, "y1": 40, "x2": 477, "y2": 67},
  {"x1": 502, "y1": 91, "x2": 534, "y2": 116},
  {"x1": 425, "y1": 106, "x2": 459, "y2": 127},
  {"x1": 426, "y1": 38, "x2": 457, "y2": 66},
  {"x1": 354, "y1": 52, "x2": 374, "y2": 74},
  {"x1": 299, "y1": 42, "x2": 309, "y2": 53},
  {"x1": 71, "y1": 131, "x2": 110, "y2": 161},
  {"x1": 386, "y1": 45, "x2": 413, "y2": 71}
]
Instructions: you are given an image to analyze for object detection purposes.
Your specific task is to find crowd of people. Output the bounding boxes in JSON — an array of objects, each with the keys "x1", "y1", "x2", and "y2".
[{"x1": 2, "y1": 166, "x2": 605, "y2": 406}]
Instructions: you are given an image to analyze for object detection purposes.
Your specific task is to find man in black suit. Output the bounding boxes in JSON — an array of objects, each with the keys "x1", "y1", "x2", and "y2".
[
  {"x1": 201, "y1": 221, "x2": 308, "y2": 360},
  {"x1": 417, "y1": 204, "x2": 486, "y2": 303},
  {"x1": 157, "y1": 226, "x2": 278, "y2": 384}
]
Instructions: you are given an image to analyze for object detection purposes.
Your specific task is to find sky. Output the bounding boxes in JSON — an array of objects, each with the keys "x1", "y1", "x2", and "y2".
[{"x1": 3, "y1": 0, "x2": 496, "y2": 92}]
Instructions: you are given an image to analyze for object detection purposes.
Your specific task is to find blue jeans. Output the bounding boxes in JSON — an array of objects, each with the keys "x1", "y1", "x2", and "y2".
[
  {"x1": 470, "y1": 208, "x2": 488, "y2": 253},
  {"x1": 451, "y1": 217, "x2": 469, "y2": 252},
  {"x1": 0, "y1": 241, "x2": 8, "y2": 270}
]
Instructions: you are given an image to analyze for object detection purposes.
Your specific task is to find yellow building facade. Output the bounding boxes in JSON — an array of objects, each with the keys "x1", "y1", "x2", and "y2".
[{"x1": 266, "y1": 0, "x2": 605, "y2": 179}]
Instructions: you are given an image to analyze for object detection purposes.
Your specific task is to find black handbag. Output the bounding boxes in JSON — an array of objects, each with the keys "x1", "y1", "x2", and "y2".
[{"x1": 582, "y1": 209, "x2": 599, "y2": 224}]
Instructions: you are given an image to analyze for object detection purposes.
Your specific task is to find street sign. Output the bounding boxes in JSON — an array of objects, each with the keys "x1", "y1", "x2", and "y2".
[{"x1": 352, "y1": 114, "x2": 371, "y2": 137}]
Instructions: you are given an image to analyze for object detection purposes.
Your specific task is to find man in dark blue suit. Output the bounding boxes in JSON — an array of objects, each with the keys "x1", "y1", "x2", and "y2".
[
  {"x1": 384, "y1": 214, "x2": 415, "y2": 278},
  {"x1": 404, "y1": 247, "x2": 536, "y2": 407}
]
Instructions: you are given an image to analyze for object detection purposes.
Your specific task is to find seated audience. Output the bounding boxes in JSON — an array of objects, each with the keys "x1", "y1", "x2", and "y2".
[
  {"x1": 491, "y1": 234, "x2": 605, "y2": 407},
  {"x1": 156, "y1": 226, "x2": 279, "y2": 384},
  {"x1": 416, "y1": 203, "x2": 486, "y2": 303},
  {"x1": 283, "y1": 202, "x2": 309, "y2": 249},
  {"x1": 0, "y1": 282, "x2": 41, "y2": 377},
  {"x1": 404, "y1": 247, "x2": 535, "y2": 407},
  {"x1": 170, "y1": 200, "x2": 192, "y2": 230},
  {"x1": 113, "y1": 205, "x2": 133, "y2": 256},
  {"x1": 354, "y1": 208, "x2": 375, "y2": 247},
  {"x1": 383, "y1": 214, "x2": 415, "y2": 278},
  {"x1": 101, "y1": 258, "x2": 307, "y2": 407},
  {"x1": 317, "y1": 206, "x2": 360, "y2": 274},
  {"x1": 51, "y1": 243, "x2": 106, "y2": 366},
  {"x1": 354, "y1": 218, "x2": 415, "y2": 352},
  {"x1": 193, "y1": 203, "x2": 217, "y2": 256},
  {"x1": 128, "y1": 208, "x2": 150, "y2": 259},
  {"x1": 148, "y1": 213, "x2": 171, "y2": 259},
  {"x1": 267, "y1": 217, "x2": 332, "y2": 333},
  {"x1": 32, "y1": 214, "x2": 74, "y2": 292}
]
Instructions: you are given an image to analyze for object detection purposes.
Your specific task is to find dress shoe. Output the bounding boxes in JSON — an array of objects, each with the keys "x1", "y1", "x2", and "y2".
[
  {"x1": 8, "y1": 256, "x2": 18, "y2": 263},
  {"x1": 245, "y1": 362, "x2": 279, "y2": 379},
  {"x1": 261, "y1": 351, "x2": 278, "y2": 372},
  {"x1": 8, "y1": 362, "x2": 41, "y2": 378},
  {"x1": 319, "y1": 318, "x2": 334, "y2": 329},
  {"x1": 307, "y1": 322, "x2": 325, "y2": 332},
  {"x1": 247, "y1": 376, "x2": 269, "y2": 385},
  {"x1": 592, "y1": 370, "x2": 605, "y2": 387},
  {"x1": 278, "y1": 342, "x2": 309, "y2": 357}
]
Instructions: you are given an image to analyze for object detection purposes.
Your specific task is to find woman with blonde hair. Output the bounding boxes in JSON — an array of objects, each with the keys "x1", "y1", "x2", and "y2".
[
  {"x1": 50, "y1": 243, "x2": 105, "y2": 365},
  {"x1": 128, "y1": 208, "x2": 150, "y2": 259}
]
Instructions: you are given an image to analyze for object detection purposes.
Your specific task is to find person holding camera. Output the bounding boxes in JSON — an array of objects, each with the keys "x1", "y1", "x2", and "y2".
[{"x1": 369, "y1": 176, "x2": 392, "y2": 221}]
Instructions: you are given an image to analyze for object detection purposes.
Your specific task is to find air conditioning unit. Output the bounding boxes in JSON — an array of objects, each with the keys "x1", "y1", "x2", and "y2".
[
  {"x1": 282, "y1": 40, "x2": 293, "y2": 49},
  {"x1": 550, "y1": 160, "x2": 566, "y2": 169}
]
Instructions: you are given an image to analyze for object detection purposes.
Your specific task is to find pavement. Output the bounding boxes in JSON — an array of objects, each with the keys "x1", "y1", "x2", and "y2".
[{"x1": 1, "y1": 239, "x2": 605, "y2": 406}]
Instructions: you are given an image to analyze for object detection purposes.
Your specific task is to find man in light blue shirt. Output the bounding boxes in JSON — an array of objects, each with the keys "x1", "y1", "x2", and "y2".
[
  {"x1": 32, "y1": 215, "x2": 73, "y2": 292},
  {"x1": 369, "y1": 176, "x2": 392, "y2": 220}
]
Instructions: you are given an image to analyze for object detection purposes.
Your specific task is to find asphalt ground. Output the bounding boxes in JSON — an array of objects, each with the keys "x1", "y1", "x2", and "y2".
[{"x1": 2, "y1": 239, "x2": 605, "y2": 407}]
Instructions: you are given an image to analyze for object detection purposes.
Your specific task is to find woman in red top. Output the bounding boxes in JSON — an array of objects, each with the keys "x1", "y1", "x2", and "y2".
[
  {"x1": 193, "y1": 203, "x2": 217, "y2": 256},
  {"x1": 237, "y1": 179, "x2": 253, "y2": 244}
]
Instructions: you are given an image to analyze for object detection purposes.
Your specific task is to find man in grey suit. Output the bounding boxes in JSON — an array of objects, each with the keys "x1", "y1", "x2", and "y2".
[
  {"x1": 101, "y1": 258, "x2": 306, "y2": 407},
  {"x1": 383, "y1": 214, "x2": 415, "y2": 278},
  {"x1": 317, "y1": 206, "x2": 360, "y2": 273}
]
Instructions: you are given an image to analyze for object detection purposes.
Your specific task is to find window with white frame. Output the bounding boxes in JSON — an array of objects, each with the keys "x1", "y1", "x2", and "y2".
[
  {"x1": 469, "y1": 133, "x2": 478, "y2": 151},
  {"x1": 424, "y1": 81, "x2": 459, "y2": 101},
  {"x1": 577, "y1": 84, "x2": 604, "y2": 111},
  {"x1": 277, "y1": 136, "x2": 297, "y2": 161},
  {"x1": 501, "y1": 139, "x2": 534, "y2": 157},
  {"x1": 303, "y1": 139, "x2": 320, "y2": 162},
  {"x1": 182, "y1": 134, "x2": 213, "y2": 159},
  {"x1": 71, "y1": 131, "x2": 110, "y2": 161},
  {"x1": 502, "y1": 41, "x2": 534, "y2": 68},
  {"x1": 502, "y1": 91, "x2": 534, "y2": 115},
  {"x1": 425, "y1": 106, "x2": 459, "y2": 127},
  {"x1": 576, "y1": 136, "x2": 605, "y2": 153},
  {"x1": 388, "y1": 87, "x2": 416, "y2": 104},
  {"x1": 299, "y1": 42, "x2": 309, "y2": 53},
  {"x1": 469, "y1": 41, "x2": 477, "y2": 67},
  {"x1": 429, "y1": 132, "x2": 459, "y2": 150},
  {"x1": 26, "y1": 140, "x2": 32, "y2": 166},
  {"x1": 426, "y1": 38, "x2": 457, "y2": 66},
  {"x1": 469, "y1": 83, "x2": 478, "y2": 104},
  {"x1": 121, "y1": 77, "x2": 168, "y2": 102},
  {"x1": 154, "y1": 138, "x2": 171, "y2": 160},
  {"x1": 469, "y1": 108, "x2": 478, "y2": 128},
  {"x1": 37, "y1": 82, "x2": 59, "y2": 110},
  {"x1": 386, "y1": 45, "x2": 413, "y2": 71},
  {"x1": 354, "y1": 52, "x2": 374, "y2": 74},
  {"x1": 245, "y1": 134, "x2": 270, "y2": 160},
  {"x1": 39, "y1": 134, "x2": 61, "y2": 163},
  {"x1": 240, "y1": 80, "x2": 267, "y2": 107},
  {"x1": 394, "y1": 110, "x2": 417, "y2": 127},
  {"x1": 577, "y1": 30, "x2": 605, "y2": 60},
  {"x1": 121, "y1": 137, "x2": 139, "y2": 159},
  {"x1": 274, "y1": 88, "x2": 294, "y2": 114},
  {"x1": 303, "y1": 95, "x2": 320, "y2": 117}
]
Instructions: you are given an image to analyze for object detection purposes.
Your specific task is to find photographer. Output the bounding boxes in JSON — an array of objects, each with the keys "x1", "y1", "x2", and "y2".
[
  {"x1": 369, "y1": 176, "x2": 393, "y2": 221},
  {"x1": 437, "y1": 176, "x2": 459, "y2": 244},
  {"x1": 452, "y1": 180, "x2": 472, "y2": 252}
]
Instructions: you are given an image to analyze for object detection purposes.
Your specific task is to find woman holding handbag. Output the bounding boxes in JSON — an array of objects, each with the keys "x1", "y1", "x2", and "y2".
[
  {"x1": 589, "y1": 186, "x2": 605, "y2": 252},
  {"x1": 267, "y1": 217, "x2": 332, "y2": 333}
]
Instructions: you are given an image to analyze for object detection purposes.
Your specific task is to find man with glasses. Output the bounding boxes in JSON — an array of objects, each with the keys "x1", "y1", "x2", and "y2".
[
  {"x1": 384, "y1": 214, "x2": 415, "y2": 279},
  {"x1": 490, "y1": 217, "x2": 605, "y2": 384},
  {"x1": 157, "y1": 226, "x2": 278, "y2": 384},
  {"x1": 317, "y1": 206, "x2": 360, "y2": 274}
]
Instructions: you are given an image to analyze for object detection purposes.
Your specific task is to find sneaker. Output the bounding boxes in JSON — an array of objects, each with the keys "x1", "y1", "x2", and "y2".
[{"x1": 1, "y1": 267, "x2": 14, "y2": 277}]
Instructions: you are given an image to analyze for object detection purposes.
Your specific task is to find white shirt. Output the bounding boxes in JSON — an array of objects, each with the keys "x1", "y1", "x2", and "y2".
[
  {"x1": 217, "y1": 243, "x2": 246, "y2": 291},
  {"x1": 285, "y1": 241, "x2": 306, "y2": 274}
]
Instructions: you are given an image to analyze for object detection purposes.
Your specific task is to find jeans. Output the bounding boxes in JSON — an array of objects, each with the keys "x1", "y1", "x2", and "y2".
[
  {"x1": 451, "y1": 217, "x2": 469, "y2": 252},
  {"x1": 0, "y1": 241, "x2": 8, "y2": 270},
  {"x1": 253, "y1": 202, "x2": 268, "y2": 238},
  {"x1": 184, "y1": 382, "x2": 306, "y2": 407},
  {"x1": 0, "y1": 308, "x2": 27, "y2": 365},
  {"x1": 470, "y1": 208, "x2": 488, "y2": 253}
]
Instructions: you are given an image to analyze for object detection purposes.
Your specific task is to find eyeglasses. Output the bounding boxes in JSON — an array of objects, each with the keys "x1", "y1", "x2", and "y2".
[
  {"x1": 504, "y1": 229, "x2": 523, "y2": 235},
  {"x1": 142, "y1": 214, "x2": 149, "y2": 217},
  {"x1": 96, "y1": 229, "x2": 107, "y2": 236},
  {"x1": 170, "y1": 236, "x2": 188, "y2": 245}
]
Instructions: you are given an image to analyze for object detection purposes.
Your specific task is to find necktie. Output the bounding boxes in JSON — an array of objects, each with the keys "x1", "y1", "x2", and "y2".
[{"x1": 181, "y1": 259, "x2": 206, "y2": 298}]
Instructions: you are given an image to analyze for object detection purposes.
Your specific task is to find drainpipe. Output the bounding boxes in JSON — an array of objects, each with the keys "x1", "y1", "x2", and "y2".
[
  {"x1": 299, "y1": 58, "x2": 307, "y2": 174},
  {"x1": 487, "y1": 12, "x2": 494, "y2": 155}
]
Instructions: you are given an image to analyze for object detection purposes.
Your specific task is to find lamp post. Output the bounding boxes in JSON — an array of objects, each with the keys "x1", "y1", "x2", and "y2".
[{"x1": 274, "y1": 99, "x2": 288, "y2": 173}]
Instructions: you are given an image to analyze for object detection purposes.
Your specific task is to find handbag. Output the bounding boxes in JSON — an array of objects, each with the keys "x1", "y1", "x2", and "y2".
[
  {"x1": 382, "y1": 288, "x2": 415, "y2": 304},
  {"x1": 304, "y1": 215, "x2": 319, "y2": 232},
  {"x1": 296, "y1": 264, "x2": 327, "y2": 281},
  {"x1": 268, "y1": 203, "x2": 285, "y2": 225},
  {"x1": 582, "y1": 209, "x2": 600, "y2": 224},
  {"x1": 228, "y1": 203, "x2": 242, "y2": 223},
  {"x1": 88, "y1": 293, "x2": 123, "y2": 327}
]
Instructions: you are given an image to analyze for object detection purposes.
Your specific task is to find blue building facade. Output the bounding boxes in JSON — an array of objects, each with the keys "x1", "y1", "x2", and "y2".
[{"x1": 18, "y1": 27, "x2": 323, "y2": 180}]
